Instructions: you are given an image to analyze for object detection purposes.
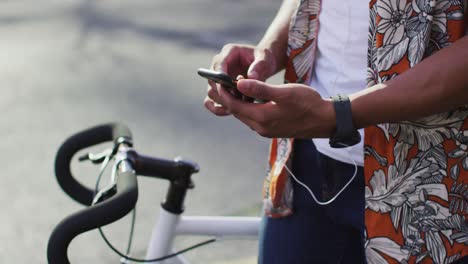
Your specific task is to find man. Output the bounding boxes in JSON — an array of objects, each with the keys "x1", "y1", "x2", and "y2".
[{"x1": 204, "y1": 0, "x2": 468, "y2": 263}]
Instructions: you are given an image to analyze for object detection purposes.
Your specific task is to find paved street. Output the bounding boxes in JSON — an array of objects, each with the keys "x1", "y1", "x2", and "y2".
[{"x1": 0, "y1": 1, "x2": 282, "y2": 263}]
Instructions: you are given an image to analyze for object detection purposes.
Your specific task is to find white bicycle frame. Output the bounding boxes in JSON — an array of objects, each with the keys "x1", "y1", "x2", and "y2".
[
  {"x1": 111, "y1": 147, "x2": 262, "y2": 264},
  {"x1": 144, "y1": 207, "x2": 261, "y2": 264}
]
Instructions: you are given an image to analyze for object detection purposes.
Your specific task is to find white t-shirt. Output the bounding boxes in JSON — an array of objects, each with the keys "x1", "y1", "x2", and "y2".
[{"x1": 309, "y1": 0, "x2": 369, "y2": 166}]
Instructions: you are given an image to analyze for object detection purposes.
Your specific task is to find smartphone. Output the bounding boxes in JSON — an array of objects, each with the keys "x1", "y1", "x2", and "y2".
[
  {"x1": 197, "y1": 68, "x2": 254, "y2": 102},
  {"x1": 197, "y1": 68, "x2": 237, "y2": 90}
]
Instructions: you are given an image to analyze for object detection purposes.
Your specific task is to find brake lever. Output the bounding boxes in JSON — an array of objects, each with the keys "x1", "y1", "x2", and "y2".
[{"x1": 79, "y1": 148, "x2": 114, "y2": 164}]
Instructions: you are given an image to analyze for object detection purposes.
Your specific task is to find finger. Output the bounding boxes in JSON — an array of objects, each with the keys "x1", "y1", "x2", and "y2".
[
  {"x1": 214, "y1": 45, "x2": 238, "y2": 74},
  {"x1": 207, "y1": 79, "x2": 219, "y2": 95},
  {"x1": 209, "y1": 82, "x2": 241, "y2": 105},
  {"x1": 204, "y1": 96, "x2": 231, "y2": 116},
  {"x1": 218, "y1": 58, "x2": 229, "y2": 74},
  {"x1": 247, "y1": 49, "x2": 274, "y2": 81},
  {"x1": 233, "y1": 114, "x2": 274, "y2": 138},
  {"x1": 207, "y1": 85, "x2": 223, "y2": 105},
  {"x1": 210, "y1": 54, "x2": 228, "y2": 75},
  {"x1": 247, "y1": 59, "x2": 265, "y2": 81},
  {"x1": 217, "y1": 87, "x2": 271, "y2": 121},
  {"x1": 237, "y1": 79, "x2": 290, "y2": 102},
  {"x1": 214, "y1": 44, "x2": 254, "y2": 77},
  {"x1": 233, "y1": 113, "x2": 262, "y2": 132},
  {"x1": 235, "y1": 75, "x2": 254, "y2": 102},
  {"x1": 208, "y1": 79, "x2": 216, "y2": 89}
]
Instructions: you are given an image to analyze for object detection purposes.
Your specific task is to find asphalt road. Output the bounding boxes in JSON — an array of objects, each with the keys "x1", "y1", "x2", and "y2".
[{"x1": 0, "y1": 1, "x2": 283, "y2": 263}]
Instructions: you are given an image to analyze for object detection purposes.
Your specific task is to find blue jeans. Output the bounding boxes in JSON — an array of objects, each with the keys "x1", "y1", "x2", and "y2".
[{"x1": 258, "y1": 139, "x2": 366, "y2": 264}]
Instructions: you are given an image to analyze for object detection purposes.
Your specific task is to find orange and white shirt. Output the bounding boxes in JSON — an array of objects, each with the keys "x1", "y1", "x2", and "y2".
[{"x1": 263, "y1": 1, "x2": 468, "y2": 263}]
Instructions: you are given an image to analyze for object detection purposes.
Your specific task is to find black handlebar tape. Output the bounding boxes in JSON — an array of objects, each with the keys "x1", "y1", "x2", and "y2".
[
  {"x1": 47, "y1": 171, "x2": 138, "y2": 264},
  {"x1": 54, "y1": 123, "x2": 132, "y2": 205}
]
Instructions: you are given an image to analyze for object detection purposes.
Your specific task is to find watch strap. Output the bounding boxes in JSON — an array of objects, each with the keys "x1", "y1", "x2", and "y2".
[{"x1": 329, "y1": 94, "x2": 361, "y2": 148}]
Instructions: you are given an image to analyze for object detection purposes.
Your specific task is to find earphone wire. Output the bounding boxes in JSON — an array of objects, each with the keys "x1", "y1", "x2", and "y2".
[{"x1": 284, "y1": 142, "x2": 358, "y2": 206}]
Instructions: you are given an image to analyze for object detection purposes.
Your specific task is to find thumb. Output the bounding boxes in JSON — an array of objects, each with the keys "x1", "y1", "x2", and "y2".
[
  {"x1": 237, "y1": 79, "x2": 288, "y2": 102},
  {"x1": 246, "y1": 57, "x2": 271, "y2": 81}
]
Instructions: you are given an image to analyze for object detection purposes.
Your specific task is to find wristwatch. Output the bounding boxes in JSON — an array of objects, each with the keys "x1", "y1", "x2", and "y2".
[{"x1": 329, "y1": 94, "x2": 361, "y2": 148}]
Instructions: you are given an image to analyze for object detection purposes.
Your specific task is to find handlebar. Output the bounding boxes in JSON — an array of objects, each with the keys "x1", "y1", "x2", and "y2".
[
  {"x1": 48, "y1": 123, "x2": 199, "y2": 264},
  {"x1": 47, "y1": 168, "x2": 138, "y2": 264},
  {"x1": 54, "y1": 123, "x2": 132, "y2": 206}
]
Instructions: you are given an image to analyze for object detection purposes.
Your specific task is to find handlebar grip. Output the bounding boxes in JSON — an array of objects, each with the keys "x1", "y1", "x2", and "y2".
[
  {"x1": 47, "y1": 170, "x2": 138, "y2": 264},
  {"x1": 54, "y1": 123, "x2": 132, "y2": 205}
]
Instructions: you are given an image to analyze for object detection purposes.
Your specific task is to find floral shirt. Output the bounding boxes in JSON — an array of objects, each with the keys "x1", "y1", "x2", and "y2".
[{"x1": 263, "y1": 0, "x2": 468, "y2": 263}]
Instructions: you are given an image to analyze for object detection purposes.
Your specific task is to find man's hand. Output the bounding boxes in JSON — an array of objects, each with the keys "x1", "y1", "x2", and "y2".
[
  {"x1": 215, "y1": 79, "x2": 337, "y2": 139},
  {"x1": 204, "y1": 44, "x2": 277, "y2": 116}
]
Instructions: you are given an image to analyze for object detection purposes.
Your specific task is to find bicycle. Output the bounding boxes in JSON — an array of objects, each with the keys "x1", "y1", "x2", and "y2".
[{"x1": 47, "y1": 123, "x2": 261, "y2": 264}]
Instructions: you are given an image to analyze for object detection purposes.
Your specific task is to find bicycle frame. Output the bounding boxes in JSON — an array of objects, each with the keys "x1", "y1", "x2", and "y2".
[{"x1": 145, "y1": 206, "x2": 261, "y2": 264}]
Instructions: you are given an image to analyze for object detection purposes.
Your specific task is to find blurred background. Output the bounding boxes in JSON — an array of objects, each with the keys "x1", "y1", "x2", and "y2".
[{"x1": 0, "y1": 0, "x2": 284, "y2": 263}]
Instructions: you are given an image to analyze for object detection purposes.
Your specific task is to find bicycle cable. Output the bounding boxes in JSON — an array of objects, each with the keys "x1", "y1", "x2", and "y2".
[
  {"x1": 99, "y1": 228, "x2": 216, "y2": 263},
  {"x1": 91, "y1": 149, "x2": 217, "y2": 263}
]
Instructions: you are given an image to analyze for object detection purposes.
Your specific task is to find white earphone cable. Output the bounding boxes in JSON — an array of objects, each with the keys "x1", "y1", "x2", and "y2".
[{"x1": 284, "y1": 142, "x2": 358, "y2": 206}]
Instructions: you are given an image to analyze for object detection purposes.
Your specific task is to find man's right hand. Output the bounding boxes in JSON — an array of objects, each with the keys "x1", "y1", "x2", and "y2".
[{"x1": 204, "y1": 44, "x2": 277, "y2": 116}]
